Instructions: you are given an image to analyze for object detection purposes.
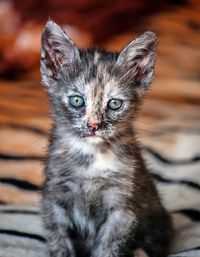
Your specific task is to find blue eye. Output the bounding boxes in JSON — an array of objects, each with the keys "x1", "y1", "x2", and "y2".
[
  {"x1": 69, "y1": 95, "x2": 85, "y2": 108},
  {"x1": 107, "y1": 99, "x2": 123, "y2": 111}
]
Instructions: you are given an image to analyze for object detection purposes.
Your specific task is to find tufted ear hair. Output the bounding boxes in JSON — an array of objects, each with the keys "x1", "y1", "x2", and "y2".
[
  {"x1": 116, "y1": 31, "x2": 157, "y2": 94},
  {"x1": 40, "y1": 20, "x2": 80, "y2": 84}
]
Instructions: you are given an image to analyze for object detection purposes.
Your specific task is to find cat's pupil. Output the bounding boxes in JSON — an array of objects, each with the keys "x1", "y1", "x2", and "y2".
[
  {"x1": 107, "y1": 99, "x2": 123, "y2": 111},
  {"x1": 69, "y1": 95, "x2": 85, "y2": 108}
]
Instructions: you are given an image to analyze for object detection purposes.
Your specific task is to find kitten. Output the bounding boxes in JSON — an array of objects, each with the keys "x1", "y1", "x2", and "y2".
[{"x1": 40, "y1": 21, "x2": 172, "y2": 257}]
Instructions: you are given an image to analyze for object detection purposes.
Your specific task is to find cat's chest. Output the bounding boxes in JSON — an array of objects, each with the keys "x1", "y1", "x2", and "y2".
[
  {"x1": 59, "y1": 149, "x2": 132, "y2": 237},
  {"x1": 64, "y1": 148, "x2": 129, "y2": 199},
  {"x1": 75, "y1": 149, "x2": 119, "y2": 178}
]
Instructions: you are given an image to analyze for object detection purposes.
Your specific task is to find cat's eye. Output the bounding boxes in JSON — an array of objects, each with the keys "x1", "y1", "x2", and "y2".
[
  {"x1": 69, "y1": 95, "x2": 85, "y2": 109},
  {"x1": 107, "y1": 99, "x2": 123, "y2": 111}
]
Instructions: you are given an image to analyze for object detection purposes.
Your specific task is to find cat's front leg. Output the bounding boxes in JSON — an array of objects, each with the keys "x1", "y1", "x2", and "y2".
[
  {"x1": 92, "y1": 209, "x2": 136, "y2": 257},
  {"x1": 42, "y1": 198, "x2": 75, "y2": 257}
]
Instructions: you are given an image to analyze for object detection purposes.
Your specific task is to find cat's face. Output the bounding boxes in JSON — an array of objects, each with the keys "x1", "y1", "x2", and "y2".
[{"x1": 41, "y1": 21, "x2": 157, "y2": 145}]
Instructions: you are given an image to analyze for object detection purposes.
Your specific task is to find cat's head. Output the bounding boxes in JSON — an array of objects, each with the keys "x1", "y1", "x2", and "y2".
[{"x1": 41, "y1": 21, "x2": 157, "y2": 145}]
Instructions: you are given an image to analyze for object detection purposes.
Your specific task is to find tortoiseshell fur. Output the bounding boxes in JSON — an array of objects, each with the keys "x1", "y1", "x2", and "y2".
[{"x1": 41, "y1": 21, "x2": 172, "y2": 257}]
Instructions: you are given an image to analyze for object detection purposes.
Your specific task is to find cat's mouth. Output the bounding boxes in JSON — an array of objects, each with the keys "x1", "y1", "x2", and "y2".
[
  {"x1": 88, "y1": 131, "x2": 98, "y2": 136},
  {"x1": 84, "y1": 131, "x2": 104, "y2": 143},
  {"x1": 85, "y1": 130, "x2": 101, "y2": 137},
  {"x1": 87, "y1": 132, "x2": 102, "y2": 137}
]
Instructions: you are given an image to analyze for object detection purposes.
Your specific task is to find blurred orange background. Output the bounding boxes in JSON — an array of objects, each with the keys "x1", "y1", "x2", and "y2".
[{"x1": 0, "y1": 0, "x2": 200, "y2": 81}]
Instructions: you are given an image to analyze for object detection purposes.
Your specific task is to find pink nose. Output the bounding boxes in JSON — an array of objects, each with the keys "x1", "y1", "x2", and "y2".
[
  {"x1": 87, "y1": 122, "x2": 99, "y2": 130},
  {"x1": 87, "y1": 119, "x2": 101, "y2": 131}
]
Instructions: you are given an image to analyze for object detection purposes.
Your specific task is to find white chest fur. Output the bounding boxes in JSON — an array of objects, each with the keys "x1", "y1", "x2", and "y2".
[
  {"x1": 80, "y1": 149, "x2": 119, "y2": 178},
  {"x1": 68, "y1": 137, "x2": 122, "y2": 178}
]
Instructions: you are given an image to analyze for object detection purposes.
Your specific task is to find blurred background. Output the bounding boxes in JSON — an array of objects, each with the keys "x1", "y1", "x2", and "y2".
[{"x1": 0, "y1": 0, "x2": 200, "y2": 205}]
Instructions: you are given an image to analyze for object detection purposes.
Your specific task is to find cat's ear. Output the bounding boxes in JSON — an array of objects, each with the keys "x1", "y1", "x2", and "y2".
[
  {"x1": 116, "y1": 31, "x2": 157, "y2": 93},
  {"x1": 40, "y1": 20, "x2": 80, "y2": 82}
]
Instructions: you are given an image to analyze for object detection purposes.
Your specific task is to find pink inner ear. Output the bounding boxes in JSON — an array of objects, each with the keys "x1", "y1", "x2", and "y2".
[
  {"x1": 140, "y1": 54, "x2": 151, "y2": 68},
  {"x1": 135, "y1": 53, "x2": 153, "y2": 82}
]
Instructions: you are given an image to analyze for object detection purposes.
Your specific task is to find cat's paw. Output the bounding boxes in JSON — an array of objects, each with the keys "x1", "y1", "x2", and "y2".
[{"x1": 134, "y1": 249, "x2": 149, "y2": 257}]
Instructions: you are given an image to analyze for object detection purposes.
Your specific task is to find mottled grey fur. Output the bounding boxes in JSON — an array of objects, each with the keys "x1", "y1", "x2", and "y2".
[{"x1": 41, "y1": 21, "x2": 172, "y2": 257}]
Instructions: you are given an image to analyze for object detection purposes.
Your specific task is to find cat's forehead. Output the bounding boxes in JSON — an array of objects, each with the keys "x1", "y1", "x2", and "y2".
[
  {"x1": 81, "y1": 49, "x2": 117, "y2": 79},
  {"x1": 72, "y1": 49, "x2": 122, "y2": 97},
  {"x1": 75, "y1": 71, "x2": 121, "y2": 100}
]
